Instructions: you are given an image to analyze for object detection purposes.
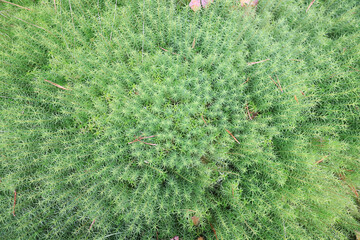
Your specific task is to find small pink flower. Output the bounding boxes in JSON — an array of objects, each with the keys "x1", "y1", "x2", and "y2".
[
  {"x1": 189, "y1": 0, "x2": 201, "y2": 11},
  {"x1": 189, "y1": 0, "x2": 214, "y2": 11},
  {"x1": 251, "y1": 0, "x2": 259, "y2": 6},
  {"x1": 201, "y1": 0, "x2": 214, "y2": 8},
  {"x1": 240, "y1": 0, "x2": 259, "y2": 7},
  {"x1": 170, "y1": 236, "x2": 179, "y2": 240}
]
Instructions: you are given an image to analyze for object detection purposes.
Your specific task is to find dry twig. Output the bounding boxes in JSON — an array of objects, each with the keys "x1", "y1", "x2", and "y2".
[
  {"x1": 0, "y1": 0, "x2": 31, "y2": 11},
  {"x1": 128, "y1": 135, "x2": 157, "y2": 146},
  {"x1": 201, "y1": 114, "x2": 208, "y2": 126},
  {"x1": 12, "y1": 190, "x2": 17, "y2": 216},
  {"x1": 159, "y1": 46, "x2": 187, "y2": 60},
  {"x1": 225, "y1": 129, "x2": 240, "y2": 144},
  {"x1": 315, "y1": 155, "x2": 329, "y2": 164},
  {"x1": 44, "y1": 79, "x2": 70, "y2": 90},
  {"x1": 247, "y1": 59, "x2": 270, "y2": 66},
  {"x1": 245, "y1": 104, "x2": 251, "y2": 120},
  {"x1": 349, "y1": 185, "x2": 359, "y2": 198},
  {"x1": 306, "y1": 0, "x2": 316, "y2": 13},
  {"x1": 294, "y1": 95, "x2": 299, "y2": 103},
  {"x1": 269, "y1": 75, "x2": 282, "y2": 92},
  {"x1": 13, "y1": 16, "x2": 52, "y2": 34},
  {"x1": 349, "y1": 66, "x2": 359, "y2": 72},
  {"x1": 276, "y1": 75, "x2": 283, "y2": 92},
  {"x1": 159, "y1": 46, "x2": 177, "y2": 55},
  {"x1": 89, "y1": 219, "x2": 96, "y2": 230},
  {"x1": 241, "y1": 77, "x2": 249, "y2": 85},
  {"x1": 210, "y1": 223, "x2": 219, "y2": 240}
]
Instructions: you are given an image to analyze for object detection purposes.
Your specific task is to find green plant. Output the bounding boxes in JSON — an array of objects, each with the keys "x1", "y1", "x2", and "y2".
[{"x1": 0, "y1": 0, "x2": 359, "y2": 239}]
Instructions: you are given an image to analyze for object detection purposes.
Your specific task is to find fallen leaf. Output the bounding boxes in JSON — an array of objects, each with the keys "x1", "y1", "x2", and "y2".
[
  {"x1": 192, "y1": 216, "x2": 200, "y2": 226},
  {"x1": 200, "y1": 155, "x2": 208, "y2": 164},
  {"x1": 198, "y1": 237, "x2": 205, "y2": 240},
  {"x1": 250, "y1": 111, "x2": 259, "y2": 120}
]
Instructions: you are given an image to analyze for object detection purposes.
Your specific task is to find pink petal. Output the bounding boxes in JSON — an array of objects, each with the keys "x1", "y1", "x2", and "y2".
[
  {"x1": 189, "y1": 0, "x2": 201, "y2": 11},
  {"x1": 250, "y1": 0, "x2": 259, "y2": 6},
  {"x1": 170, "y1": 237, "x2": 179, "y2": 240},
  {"x1": 201, "y1": 0, "x2": 214, "y2": 8},
  {"x1": 240, "y1": 0, "x2": 258, "y2": 7},
  {"x1": 240, "y1": 0, "x2": 251, "y2": 7}
]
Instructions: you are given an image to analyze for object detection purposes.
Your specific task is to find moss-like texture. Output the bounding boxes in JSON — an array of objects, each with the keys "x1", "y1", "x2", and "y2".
[{"x1": 0, "y1": 0, "x2": 359, "y2": 239}]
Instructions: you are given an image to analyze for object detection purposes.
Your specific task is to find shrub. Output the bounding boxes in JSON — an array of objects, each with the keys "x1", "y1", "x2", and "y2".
[{"x1": 0, "y1": 0, "x2": 359, "y2": 239}]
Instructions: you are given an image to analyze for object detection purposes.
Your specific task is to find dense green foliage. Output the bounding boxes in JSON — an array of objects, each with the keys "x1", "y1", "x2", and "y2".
[{"x1": 1, "y1": 0, "x2": 359, "y2": 239}]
